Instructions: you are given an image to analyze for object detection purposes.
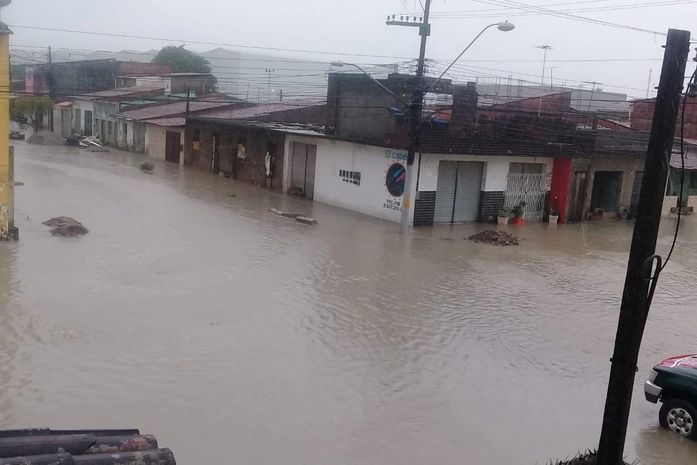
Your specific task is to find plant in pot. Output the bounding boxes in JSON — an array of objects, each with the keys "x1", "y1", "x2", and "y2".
[
  {"x1": 548, "y1": 207, "x2": 560, "y2": 224},
  {"x1": 497, "y1": 208, "x2": 511, "y2": 225},
  {"x1": 548, "y1": 195, "x2": 560, "y2": 224},
  {"x1": 510, "y1": 201, "x2": 526, "y2": 225}
]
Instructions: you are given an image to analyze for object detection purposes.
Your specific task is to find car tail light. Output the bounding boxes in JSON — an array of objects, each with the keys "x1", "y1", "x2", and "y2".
[{"x1": 649, "y1": 369, "x2": 658, "y2": 382}]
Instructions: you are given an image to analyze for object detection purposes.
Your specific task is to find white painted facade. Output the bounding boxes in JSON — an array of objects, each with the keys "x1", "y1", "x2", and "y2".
[
  {"x1": 418, "y1": 153, "x2": 554, "y2": 192},
  {"x1": 71, "y1": 99, "x2": 95, "y2": 136},
  {"x1": 281, "y1": 134, "x2": 555, "y2": 225},
  {"x1": 284, "y1": 136, "x2": 417, "y2": 224},
  {"x1": 145, "y1": 124, "x2": 184, "y2": 164}
]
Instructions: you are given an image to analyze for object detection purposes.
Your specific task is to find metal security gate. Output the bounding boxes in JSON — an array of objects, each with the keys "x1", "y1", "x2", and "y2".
[
  {"x1": 504, "y1": 173, "x2": 551, "y2": 222},
  {"x1": 290, "y1": 142, "x2": 317, "y2": 199},
  {"x1": 434, "y1": 161, "x2": 483, "y2": 223}
]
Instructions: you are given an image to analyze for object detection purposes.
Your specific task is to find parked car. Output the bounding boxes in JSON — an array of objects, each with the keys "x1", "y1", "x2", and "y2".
[{"x1": 645, "y1": 355, "x2": 697, "y2": 438}]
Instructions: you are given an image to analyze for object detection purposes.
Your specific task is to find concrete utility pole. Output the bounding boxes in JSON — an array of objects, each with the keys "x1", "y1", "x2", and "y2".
[
  {"x1": 387, "y1": 1, "x2": 432, "y2": 234},
  {"x1": 596, "y1": 28, "x2": 690, "y2": 465},
  {"x1": 0, "y1": 0, "x2": 14, "y2": 240},
  {"x1": 48, "y1": 45, "x2": 54, "y2": 132}
]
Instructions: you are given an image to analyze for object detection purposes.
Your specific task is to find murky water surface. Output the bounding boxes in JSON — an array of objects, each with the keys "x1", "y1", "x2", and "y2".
[{"x1": 2, "y1": 142, "x2": 697, "y2": 464}]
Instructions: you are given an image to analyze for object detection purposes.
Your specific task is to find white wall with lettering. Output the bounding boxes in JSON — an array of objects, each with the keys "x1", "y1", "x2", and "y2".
[{"x1": 285, "y1": 135, "x2": 415, "y2": 224}]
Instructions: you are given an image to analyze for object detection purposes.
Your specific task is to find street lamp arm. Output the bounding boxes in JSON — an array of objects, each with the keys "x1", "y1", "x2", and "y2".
[
  {"x1": 331, "y1": 61, "x2": 407, "y2": 105},
  {"x1": 426, "y1": 21, "x2": 513, "y2": 94}
]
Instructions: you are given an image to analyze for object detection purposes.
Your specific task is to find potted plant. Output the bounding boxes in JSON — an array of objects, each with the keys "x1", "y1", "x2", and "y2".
[
  {"x1": 549, "y1": 195, "x2": 560, "y2": 224},
  {"x1": 510, "y1": 201, "x2": 526, "y2": 225},
  {"x1": 497, "y1": 208, "x2": 511, "y2": 225},
  {"x1": 548, "y1": 208, "x2": 559, "y2": 224}
]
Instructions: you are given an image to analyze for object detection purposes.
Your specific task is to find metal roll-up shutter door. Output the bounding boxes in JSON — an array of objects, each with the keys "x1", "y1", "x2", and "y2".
[
  {"x1": 434, "y1": 161, "x2": 458, "y2": 223},
  {"x1": 453, "y1": 162, "x2": 484, "y2": 222}
]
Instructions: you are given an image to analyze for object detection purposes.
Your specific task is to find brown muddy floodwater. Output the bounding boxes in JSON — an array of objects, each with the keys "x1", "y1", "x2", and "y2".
[{"x1": 2, "y1": 142, "x2": 697, "y2": 465}]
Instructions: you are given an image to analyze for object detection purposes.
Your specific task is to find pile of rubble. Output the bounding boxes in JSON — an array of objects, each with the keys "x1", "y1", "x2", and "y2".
[
  {"x1": 468, "y1": 229, "x2": 520, "y2": 246},
  {"x1": 43, "y1": 217, "x2": 89, "y2": 237}
]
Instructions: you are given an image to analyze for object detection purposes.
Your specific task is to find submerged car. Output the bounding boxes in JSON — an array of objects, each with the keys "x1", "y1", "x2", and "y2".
[{"x1": 645, "y1": 355, "x2": 697, "y2": 438}]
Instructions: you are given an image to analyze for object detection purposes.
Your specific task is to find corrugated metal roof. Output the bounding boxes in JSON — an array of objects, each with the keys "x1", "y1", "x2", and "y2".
[
  {"x1": 145, "y1": 117, "x2": 186, "y2": 127},
  {"x1": 116, "y1": 101, "x2": 236, "y2": 121},
  {"x1": 0, "y1": 428, "x2": 176, "y2": 465},
  {"x1": 196, "y1": 99, "x2": 325, "y2": 120},
  {"x1": 671, "y1": 145, "x2": 697, "y2": 170},
  {"x1": 75, "y1": 86, "x2": 164, "y2": 100}
]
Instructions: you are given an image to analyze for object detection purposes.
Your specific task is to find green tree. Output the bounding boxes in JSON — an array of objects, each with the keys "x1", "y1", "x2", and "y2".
[
  {"x1": 152, "y1": 45, "x2": 212, "y2": 74},
  {"x1": 151, "y1": 46, "x2": 217, "y2": 93},
  {"x1": 11, "y1": 96, "x2": 53, "y2": 131}
]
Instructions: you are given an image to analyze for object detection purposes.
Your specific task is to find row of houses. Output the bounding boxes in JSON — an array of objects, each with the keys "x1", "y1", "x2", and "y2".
[{"x1": 42, "y1": 64, "x2": 694, "y2": 227}]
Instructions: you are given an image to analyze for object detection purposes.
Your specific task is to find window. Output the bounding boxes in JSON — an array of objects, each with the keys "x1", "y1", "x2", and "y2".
[
  {"x1": 123, "y1": 123, "x2": 128, "y2": 139},
  {"x1": 108, "y1": 121, "x2": 113, "y2": 136}
]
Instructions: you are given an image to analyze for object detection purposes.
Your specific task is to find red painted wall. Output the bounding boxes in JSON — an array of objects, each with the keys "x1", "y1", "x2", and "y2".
[{"x1": 550, "y1": 158, "x2": 573, "y2": 223}]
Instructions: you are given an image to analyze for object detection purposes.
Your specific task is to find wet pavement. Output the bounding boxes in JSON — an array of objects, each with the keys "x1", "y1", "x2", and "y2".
[{"x1": 2, "y1": 141, "x2": 697, "y2": 465}]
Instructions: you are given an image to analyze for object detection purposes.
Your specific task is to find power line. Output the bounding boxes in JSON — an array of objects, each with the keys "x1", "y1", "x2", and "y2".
[
  {"x1": 431, "y1": 0, "x2": 695, "y2": 18},
  {"x1": 469, "y1": 0, "x2": 669, "y2": 35},
  {"x1": 7, "y1": 24, "x2": 411, "y2": 60}
]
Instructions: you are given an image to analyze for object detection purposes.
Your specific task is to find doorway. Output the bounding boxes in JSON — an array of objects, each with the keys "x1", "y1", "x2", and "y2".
[
  {"x1": 84, "y1": 110, "x2": 93, "y2": 136},
  {"x1": 290, "y1": 142, "x2": 317, "y2": 199},
  {"x1": 165, "y1": 131, "x2": 181, "y2": 164},
  {"x1": 590, "y1": 171, "x2": 623, "y2": 213},
  {"x1": 568, "y1": 171, "x2": 588, "y2": 222}
]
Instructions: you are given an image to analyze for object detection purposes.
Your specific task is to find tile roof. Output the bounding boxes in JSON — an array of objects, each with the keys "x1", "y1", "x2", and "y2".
[
  {"x1": 116, "y1": 101, "x2": 236, "y2": 121},
  {"x1": 0, "y1": 428, "x2": 176, "y2": 465}
]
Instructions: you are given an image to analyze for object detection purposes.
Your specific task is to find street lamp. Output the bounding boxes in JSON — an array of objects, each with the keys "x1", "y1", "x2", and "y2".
[
  {"x1": 425, "y1": 21, "x2": 515, "y2": 94},
  {"x1": 329, "y1": 61, "x2": 405, "y2": 103},
  {"x1": 332, "y1": 20, "x2": 515, "y2": 234},
  {"x1": 398, "y1": 21, "x2": 514, "y2": 234}
]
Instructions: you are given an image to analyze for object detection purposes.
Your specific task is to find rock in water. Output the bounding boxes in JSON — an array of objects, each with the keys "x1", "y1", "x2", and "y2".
[
  {"x1": 468, "y1": 229, "x2": 519, "y2": 246},
  {"x1": 296, "y1": 216, "x2": 318, "y2": 225},
  {"x1": 42, "y1": 217, "x2": 89, "y2": 237}
]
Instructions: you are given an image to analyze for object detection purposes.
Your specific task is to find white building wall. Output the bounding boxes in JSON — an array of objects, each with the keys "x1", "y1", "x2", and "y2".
[
  {"x1": 286, "y1": 136, "x2": 417, "y2": 224},
  {"x1": 72, "y1": 100, "x2": 95, "y2": 135},
  {"x1": 418, "y1": 154, "x2": 553, "y2": 192},
  {"x1": 146, "y1": 125, "x2": 183, "y2": 162}
]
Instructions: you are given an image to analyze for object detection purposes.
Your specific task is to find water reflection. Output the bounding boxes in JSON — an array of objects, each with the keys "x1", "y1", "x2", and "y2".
[{"x1": 3, "y1": 141, "x2": 697, "y2": 465}]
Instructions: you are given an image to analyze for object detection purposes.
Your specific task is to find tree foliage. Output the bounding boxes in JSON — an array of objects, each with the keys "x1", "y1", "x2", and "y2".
[
  {"x1": 152, "y1": 46, "x2": 213, "y2": 74},
  {"x1": 11, "y1": 96, "x2": 53, "y2": 130}
]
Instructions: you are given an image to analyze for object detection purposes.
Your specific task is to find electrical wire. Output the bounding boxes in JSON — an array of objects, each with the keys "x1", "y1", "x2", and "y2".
[
  {"x1": 469, "y1": 0, "x2": 669, "y2": 35},
  {"x1": 658, "y1": 67, "x2": 697, "y2": 271}
]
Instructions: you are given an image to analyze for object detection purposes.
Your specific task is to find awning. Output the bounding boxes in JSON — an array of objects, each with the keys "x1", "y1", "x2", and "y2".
[{"x1": 670, "y1": 147, "x2": 697, "y2": 170}]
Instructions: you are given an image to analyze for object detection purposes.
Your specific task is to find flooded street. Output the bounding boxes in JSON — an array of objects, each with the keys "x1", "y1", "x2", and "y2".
[{"x1": 2, "y1": 141, "x2": 697, "y2": 465}]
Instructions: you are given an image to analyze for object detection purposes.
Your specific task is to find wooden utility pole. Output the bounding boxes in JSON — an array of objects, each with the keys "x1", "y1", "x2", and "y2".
[
  {"x1": 597, "y1": 28, "x2": 690, "y2": 465},
  {"x1": 387, "y1": 1, "x2": 432, "y2": 234}
]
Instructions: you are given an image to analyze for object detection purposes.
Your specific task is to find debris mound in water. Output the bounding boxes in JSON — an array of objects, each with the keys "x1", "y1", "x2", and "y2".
[
  {"x1": 27, "y1": 132, "x2": 66, "y2": 146},
  {"x1": 468, "y1": 229, "x2": 519, "y2": 246},
  {"x1": 42, "y1": 217, "x2": 89, "y2": 237}
]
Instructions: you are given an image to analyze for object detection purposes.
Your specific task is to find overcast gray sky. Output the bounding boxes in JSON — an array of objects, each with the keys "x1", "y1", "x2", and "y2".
[{"x1": 4, "y1": 0, "x2": 697, "y2": 97}]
